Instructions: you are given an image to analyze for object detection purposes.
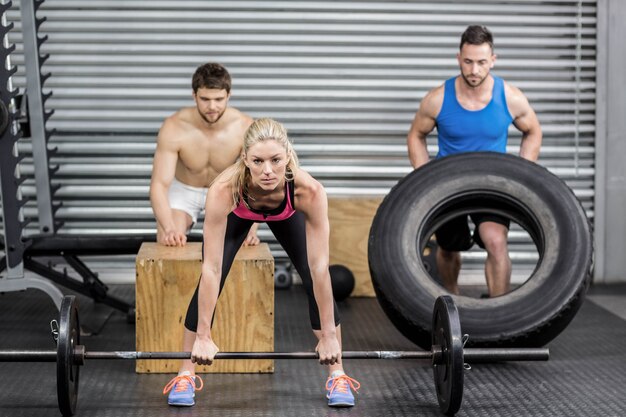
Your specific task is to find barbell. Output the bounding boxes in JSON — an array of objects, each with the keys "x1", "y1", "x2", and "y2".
[{"x1": 0, "y1": 295, "x2": 549, "y2": 416}]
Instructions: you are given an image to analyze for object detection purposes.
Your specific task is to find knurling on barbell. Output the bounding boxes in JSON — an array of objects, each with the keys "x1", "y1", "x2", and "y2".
[{"x1": 0, "y1": 295, "x2": 549, "y2": 417}]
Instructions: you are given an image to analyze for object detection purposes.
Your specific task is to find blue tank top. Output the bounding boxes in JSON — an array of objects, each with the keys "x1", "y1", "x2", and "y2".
[{"x1": 435, "y1": 75, "x2": 513, "y2": 158}]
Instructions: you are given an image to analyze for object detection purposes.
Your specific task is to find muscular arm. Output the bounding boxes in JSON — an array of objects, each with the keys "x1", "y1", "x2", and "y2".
[
  {"x1": 295, "y1": 172, "x2": 339, "y2": 360},
  {"x1": 506, "y1": 84, "x2": 542, "y2": 162},
  {"x1": 196, "y1": 183, "x2": 233, "y2": 340},
  {"x1": 407, "y1": 87, "x2": 441, "y2": 169},
  {"x1": 150, "y1": 120, "x2": 182, "y2": 239},
  {"x1": 190, "y1": 180, "x2": 235, "y2": 364}
]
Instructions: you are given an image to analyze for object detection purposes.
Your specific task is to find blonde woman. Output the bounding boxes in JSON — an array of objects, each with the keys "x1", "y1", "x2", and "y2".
[{"x1": 163, "y1": 118, "x2": 360, "y2": 407}]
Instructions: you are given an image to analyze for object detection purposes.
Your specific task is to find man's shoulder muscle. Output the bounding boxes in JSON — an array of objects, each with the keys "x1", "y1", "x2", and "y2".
[
  {"x1": 420, "y1": 84, "x2": 445, "y2": 119},
  {"x1": 159, "y1": 109, "x2": 197, "y2": 142},
  {"x1": 503, "y1": 81, "x2": 531, "y2": 119},
  {"x1": 223, "y1": 107, "x2": 253, "y2": 133}
]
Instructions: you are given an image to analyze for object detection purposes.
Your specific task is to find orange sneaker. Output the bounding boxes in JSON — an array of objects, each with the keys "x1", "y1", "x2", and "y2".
[
  {"x1": 325, "y1": 372, "x2": 360, "y2": 407},
  {"x1": 163, "y1": 372, "x2": 203, "y2": 406}
]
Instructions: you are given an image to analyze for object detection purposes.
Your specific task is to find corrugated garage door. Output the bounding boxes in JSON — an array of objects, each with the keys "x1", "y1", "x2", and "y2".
[{"x1": 2, "y1": 0, "x2": 596, "y2": 282}]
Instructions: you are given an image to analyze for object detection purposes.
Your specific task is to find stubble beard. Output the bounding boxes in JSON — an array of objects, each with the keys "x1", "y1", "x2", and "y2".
[
  {"x1": 198, "y1": 107, "x2": 226, "y2": 125},
  {"x1": 461, "y1": 72, "x2": 488, "y2": 89}
]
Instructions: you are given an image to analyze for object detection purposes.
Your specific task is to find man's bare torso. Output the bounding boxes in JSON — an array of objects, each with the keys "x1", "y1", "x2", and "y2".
[{"x1": 170, "y1": 107, "x2": 249, "y2": 188}]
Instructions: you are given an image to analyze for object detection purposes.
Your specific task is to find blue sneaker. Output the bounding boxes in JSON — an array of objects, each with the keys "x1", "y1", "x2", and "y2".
[
  {"x1": 326, "y1": 372, "x2": 360, "y2": 407},
  {"x1": 163, "y1": 372, "x2": 203, "y2": 406}
]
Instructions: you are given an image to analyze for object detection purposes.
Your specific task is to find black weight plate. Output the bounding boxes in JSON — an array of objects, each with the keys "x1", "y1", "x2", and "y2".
[
  {"x1": 0, "y1": 100, "x2": 9, "y2": 136},
  {"x1": 432, "y1": 295, "x2": 464, "y2": 415},
  {"x1": 57, "y1": 296, "x2": 80, "y2": 416}
]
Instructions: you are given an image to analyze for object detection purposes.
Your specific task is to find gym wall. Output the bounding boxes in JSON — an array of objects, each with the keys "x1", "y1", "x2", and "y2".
[{"x1": 1, "y1": 1, "x2": 597, "y2": 283}]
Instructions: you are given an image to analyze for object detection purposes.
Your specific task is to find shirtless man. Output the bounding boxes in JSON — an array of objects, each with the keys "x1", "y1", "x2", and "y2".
[
  {"x1": 150, "y1": 63, "x2": 259, "y2": 246},
  {"x1": 407, "y1": 26, "x2": 542, "y2": 297}
]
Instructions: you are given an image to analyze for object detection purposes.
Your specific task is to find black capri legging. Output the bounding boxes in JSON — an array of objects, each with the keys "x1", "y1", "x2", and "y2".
[{"x1": 184, "y1": 211, "x2": 340, "y2": 331}]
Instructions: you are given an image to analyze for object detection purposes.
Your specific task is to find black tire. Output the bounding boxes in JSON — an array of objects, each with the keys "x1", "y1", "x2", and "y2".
[{"x1": 368, "y1": 153, "x2": 593, "y2": 349}]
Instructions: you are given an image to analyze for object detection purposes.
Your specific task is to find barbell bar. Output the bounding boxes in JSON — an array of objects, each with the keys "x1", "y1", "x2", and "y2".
[
  {"x1": 0, "y1": 295, "x2": 549, "y2": 417},
  {"x1": 0, "y1": 347, "x2": 548, "y2": 362}
]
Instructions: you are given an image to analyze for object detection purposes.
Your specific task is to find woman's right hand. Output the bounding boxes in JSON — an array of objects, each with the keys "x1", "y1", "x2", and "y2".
[{"x1": 191, "y1": 336, "x2": 220, "y2": 366}]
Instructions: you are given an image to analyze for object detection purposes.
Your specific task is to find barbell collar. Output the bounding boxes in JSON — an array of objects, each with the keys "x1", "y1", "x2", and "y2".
[{"x1": 74, "y1": 345, "x2": 86, "y2": 366}]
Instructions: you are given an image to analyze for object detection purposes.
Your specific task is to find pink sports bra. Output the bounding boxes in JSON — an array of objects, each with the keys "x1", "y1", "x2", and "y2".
[{"x1": 233, "y1": 181, "x2": 296, "y2": 221}]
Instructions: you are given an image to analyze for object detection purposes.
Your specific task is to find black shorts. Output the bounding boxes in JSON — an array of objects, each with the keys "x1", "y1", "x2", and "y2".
[
  {"x1": 184, "y1": 211, "x2": 340, "y2": 332},
  {"x1": 434, "y1": 213, "x2": 510, "y2": 251}
]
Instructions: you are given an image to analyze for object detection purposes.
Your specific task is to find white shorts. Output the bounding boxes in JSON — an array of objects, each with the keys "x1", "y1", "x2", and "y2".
[{"x1": 168, "y1": 177, "x2": 208, "y2": 225}]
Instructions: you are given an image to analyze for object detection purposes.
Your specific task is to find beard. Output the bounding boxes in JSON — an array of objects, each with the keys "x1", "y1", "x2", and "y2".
[
  {"x1": 198, "y1": 107, "x2": 226, "y2": 124},
  {"x1": 461, "y1": 72, "x2": 488, "y2": 88}
]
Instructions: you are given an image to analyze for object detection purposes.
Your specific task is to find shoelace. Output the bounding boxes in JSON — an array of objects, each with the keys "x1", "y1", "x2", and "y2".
[
  {"x1": 162, "y1": 374, "x2": 204, "y2": 395},
  {"x1": 326, "y1": 374, "x2": 361, "y2": 395}
]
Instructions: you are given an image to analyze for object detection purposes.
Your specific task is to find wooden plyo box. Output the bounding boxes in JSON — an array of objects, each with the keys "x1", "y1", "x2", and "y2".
[
  {"x1": 328, "y1": 197, "x2": 384, "y2": 297},
  {"x1": 135, "y1": 242, "x2": 274, "y2": 373}
]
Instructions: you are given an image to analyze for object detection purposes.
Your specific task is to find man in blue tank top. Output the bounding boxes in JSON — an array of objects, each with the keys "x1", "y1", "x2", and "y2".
[{"x1": 406, "y1": 25, "x2": 542, "y2": 297}]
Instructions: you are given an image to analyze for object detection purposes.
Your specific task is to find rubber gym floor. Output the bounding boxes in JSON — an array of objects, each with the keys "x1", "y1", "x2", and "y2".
[{"x1": 0, "y1": 283, "x2": 625, "y2": 417}]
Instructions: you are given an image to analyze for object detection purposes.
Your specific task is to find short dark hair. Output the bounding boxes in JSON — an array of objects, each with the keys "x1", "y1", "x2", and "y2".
[
  {"x1": 460, "y1": 25, "x2": 494, "y2": 51},
  {"x1": 192, "y1": 63, "x2": 232, "y2": 93}
]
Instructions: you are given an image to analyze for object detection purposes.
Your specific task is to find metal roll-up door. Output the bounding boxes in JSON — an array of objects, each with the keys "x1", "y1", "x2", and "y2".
[{"x1": 2, "y1": 1, "x2": 597, "y2": 283}]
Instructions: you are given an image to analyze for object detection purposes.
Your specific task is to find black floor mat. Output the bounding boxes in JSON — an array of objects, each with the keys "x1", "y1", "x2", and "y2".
[{"x1": 0, "y1": 284, "x2": 625, "y2": 417}]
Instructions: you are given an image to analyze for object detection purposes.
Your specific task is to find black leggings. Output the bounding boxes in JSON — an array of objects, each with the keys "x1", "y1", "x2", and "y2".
[{"x1": 184, "y1": 211, "x2": 340, "y2": 331}]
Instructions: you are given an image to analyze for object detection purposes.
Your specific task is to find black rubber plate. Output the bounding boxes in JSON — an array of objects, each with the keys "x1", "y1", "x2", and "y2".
[
  {"x1": 57, "y1": 296, "x2": 80, "y2": 416},
  {"x1": 432, "y1": 295, "x2": 464, "y2": 415}
]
